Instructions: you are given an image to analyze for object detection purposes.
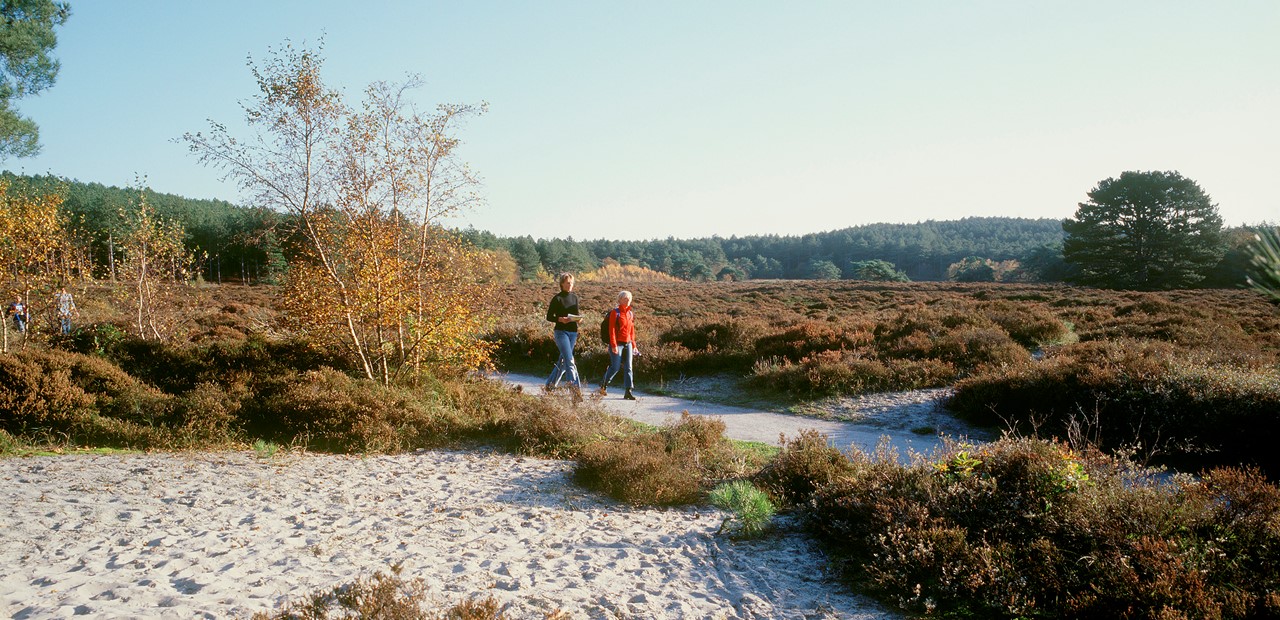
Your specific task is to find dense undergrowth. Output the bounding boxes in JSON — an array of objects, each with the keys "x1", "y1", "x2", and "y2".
[
  {"x1": 4, "y1": 282, "x2": 1280, "y2": 618},
  {"x1": 758, "y1": 433, "x2": 1280, "y2": 619},
  {"x1": 488, "y1": 280, "x2": 1280, "y2": 473}
]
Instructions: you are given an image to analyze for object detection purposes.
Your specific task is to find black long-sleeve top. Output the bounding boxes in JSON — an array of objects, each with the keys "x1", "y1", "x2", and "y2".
[{"x1": 545, "y1": 291, "x2": 580, "y2": 332}]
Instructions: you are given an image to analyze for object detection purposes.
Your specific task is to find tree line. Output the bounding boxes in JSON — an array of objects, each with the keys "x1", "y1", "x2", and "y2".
[
  {"x1": 6, "y1": 169, "x2": 1272, "y2": 291},
  {"x1": 1, "y1": 172, "x2": 278, "y2": 284}
]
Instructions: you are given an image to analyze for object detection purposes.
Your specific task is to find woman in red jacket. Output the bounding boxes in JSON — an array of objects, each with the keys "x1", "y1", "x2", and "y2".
[{"x1": 600, "y1": 290, "x2": 640, "y2": 400}]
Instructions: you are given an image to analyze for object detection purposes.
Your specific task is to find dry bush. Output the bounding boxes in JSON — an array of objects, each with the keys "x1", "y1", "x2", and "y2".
[
  {"x1": 508, "y1": 397, "x2": 632, "y2": 458},
  {"x1": 574, "y1": 413, "x2": 733, "y2": 506},
  {"x1": 483, "y1": 280, "x2": 1277, "y2": 402},
  {"x1": 806, "y1": 437, "x2": 1280, "y2": 618},
  {"x1": 575, "y1": 433, "x2": 704, "y2": 505},
  {"x1": 0, "y1": 347, "x2": 177, "y2": 447},
  {"x1": 748, "y1": 350, "x2": 955, "y2": 397},
  {"x1": 252, "y1": 569, "x2": 524, "y2": 620},
  {"x1": 752, "y1": 429, "x2": 857, "y2": 507},
  {"x1": 949, "y1": 339, "x2": 1280, "y2": 474},
  {"x1": 977, "y1": 299, "x2": 1074, "y2": 347},
  {"x1": 754, "y1": 319, "x2": 875, "y2": 361},
  {"x1": 171, "y1": 381, "x2": 244, "y2": 446},
  {"x1": 253, "y1": 368, "x2": 465, "y2": 453}
]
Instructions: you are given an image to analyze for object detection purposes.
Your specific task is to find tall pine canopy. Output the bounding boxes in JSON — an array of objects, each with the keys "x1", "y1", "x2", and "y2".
[
  {"x1": 0, "y1": 0, "x2": 70, "y2": 159},
  {"x1": 1063, "y1": 170, "x2": 1224, "y2": 290}
]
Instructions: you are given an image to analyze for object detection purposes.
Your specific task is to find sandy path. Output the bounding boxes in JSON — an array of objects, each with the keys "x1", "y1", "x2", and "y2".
[
  {"x1": 1, "y1": 450, "x2": 896, "y2": 619},
  {"x1": 502, "y1": 372, "x2": 990, "y2": 456}
]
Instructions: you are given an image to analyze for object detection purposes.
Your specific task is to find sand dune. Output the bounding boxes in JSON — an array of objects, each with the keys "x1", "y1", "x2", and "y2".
[{"x1": 1, "y1": 450, "x2": 895, "y2": 619}]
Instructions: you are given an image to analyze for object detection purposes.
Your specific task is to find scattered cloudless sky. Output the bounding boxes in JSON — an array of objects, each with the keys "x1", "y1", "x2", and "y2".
[{"x1": 5, "y1": 1, "x2": 1277, "y2": 240}]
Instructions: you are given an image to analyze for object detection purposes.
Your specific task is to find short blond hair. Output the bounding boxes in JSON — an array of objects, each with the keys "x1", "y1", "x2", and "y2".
[
  {"x1": 558, "y1": 272, "x2": 575, "y2": 285},
  {"x1": 617, "y1": 290, "x2": 632, "y2": 303}
]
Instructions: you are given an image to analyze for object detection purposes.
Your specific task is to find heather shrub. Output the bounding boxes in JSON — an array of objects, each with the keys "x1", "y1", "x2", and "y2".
[
  {"x1": 627, "y1": 341, "x2": 696, "y2": 381},
  {"x1": 660, "y1": 318, "x2": 766, "y2": 354},
  {"x1": 0, "y1": 348, "x2": 176, "y2": 446},
  {"x1": 754, "y1": 320, "x2": 874, "y2": 361},
  {"x1": 653, "y1": 318, "x2": 767, "y2": 372},
  {"x1": 575, "y1": 433, "x2": 704, "y2": 505},
  {"x1": 484, "y1": 315, "x2": 559, "y2": 371},
  {"x1": 752, "y1": 429, "x2": 857, "y2": 507},
  {"x1": 506, "y1": 396, "x2": 632, "y2": 458},
  {"x1": 171, "y1": 381, "x2": 244, "y2": 446},
  {"x1": 252, "y1": 568, "x2": 521, "y2": 619},
  {"x1": 574, "y1": 413, "x2": 733, "y2": 506},
  {"x1": 949, "y1": 339, "x2": 1280, "y2": 473},
  {"x1": 978, "y1": 300, "x2": 1074, "y2": 347},
  {"x1": 930, "y1": 326, "x2": 1030, "y2": 368},
  {"x1": 252, "y1": 368, "x2": 464, "y2": 453},
  {"x1": 748, "y1": 351, "x2": 955, "y2": 397},
  {"x1": 807, "y1": 437, "x2": 1280, "y2": 618}
]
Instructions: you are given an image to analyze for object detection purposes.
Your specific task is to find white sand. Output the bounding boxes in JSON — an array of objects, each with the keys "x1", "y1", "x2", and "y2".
[{"x1": 0, "y1": 450, "x2": 896, "y2": 619}]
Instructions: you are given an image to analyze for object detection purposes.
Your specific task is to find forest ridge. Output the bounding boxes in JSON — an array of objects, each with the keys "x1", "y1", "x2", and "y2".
[
  {"x1": 4, "y1": 172, "x2": 1261, "y2": 286},
  {"x1": 0, "y1": 173, "x2": 1057, "y2": 282}
]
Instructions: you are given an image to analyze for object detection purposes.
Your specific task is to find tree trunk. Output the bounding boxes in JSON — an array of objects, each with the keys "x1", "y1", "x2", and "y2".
[{"x1": 108, "y1": 233, "x2": 117, "y2": 282}]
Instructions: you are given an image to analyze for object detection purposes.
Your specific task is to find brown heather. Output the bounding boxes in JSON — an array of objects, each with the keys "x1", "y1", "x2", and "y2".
[
  {"x1": 4, "y1": 281, "x2": 1280, "y2": 618},
  {"x1": 489, "y1": 280, "x2": 1280, "y2": 473},
  {"x1": 252, "y1": 568, "x2": 569, "y2": 619}
]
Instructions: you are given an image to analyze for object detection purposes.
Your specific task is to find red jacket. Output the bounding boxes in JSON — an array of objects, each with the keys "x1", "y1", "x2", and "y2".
[{"x1": 607, "y1": 306, "x2": 635, "y2": 347}]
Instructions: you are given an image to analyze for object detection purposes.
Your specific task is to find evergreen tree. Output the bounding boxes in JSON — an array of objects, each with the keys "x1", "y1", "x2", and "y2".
[
  {"x1": 848, "y1": 259, "x2": 909, "y2": 282},
  {"x1": 0, "y1": 0, "x2": 70, "y2": 159},
  {"x1": 1063, "y1": 171, "x2": 1224, "y2": 290},
  {"x1": 805, "y1": 258, "x2": 841, "y2": 280}
]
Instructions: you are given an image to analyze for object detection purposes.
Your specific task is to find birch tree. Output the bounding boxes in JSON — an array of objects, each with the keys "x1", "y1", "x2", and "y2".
[
  {"x1": 115, "y1": 185, "x2": 194, "y2": 341},
  {"x1": 0, "y1": 177, "x2": 70, "y2": 348},
  {"x1": 184, "y1": 42, "x2": 494, "y2": 382}
]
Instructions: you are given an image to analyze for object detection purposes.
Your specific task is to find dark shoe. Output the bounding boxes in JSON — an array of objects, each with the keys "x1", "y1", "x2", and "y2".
[
  {"x1": 597, "y1": 385, "x2": 607, "y2": 396},
  {"x1": 623, "y1": 390, "x2": 637, "y2": 401},
  {"x1": 572, "y1": 387, "x2": 584, "y2": 404}
]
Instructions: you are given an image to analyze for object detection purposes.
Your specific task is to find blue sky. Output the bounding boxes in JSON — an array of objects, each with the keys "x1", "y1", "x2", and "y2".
[{"x1": 5, "y1": 1, "x2": 1277, "y2": 240}]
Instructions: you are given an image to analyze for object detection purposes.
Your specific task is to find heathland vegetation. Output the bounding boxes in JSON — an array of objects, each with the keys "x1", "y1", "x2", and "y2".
[{"x1": 5, "y1": 34, "x2": 1280, "y2": 619}]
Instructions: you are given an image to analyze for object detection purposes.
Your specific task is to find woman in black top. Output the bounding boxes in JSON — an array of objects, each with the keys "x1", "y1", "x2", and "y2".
[{"x1": 544, "y1": 272, "x2": 582, "y2": 399}]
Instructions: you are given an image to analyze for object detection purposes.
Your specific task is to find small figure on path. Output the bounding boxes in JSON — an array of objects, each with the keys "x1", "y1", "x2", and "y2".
[
  {"x1": 600, "y1": 290, "x2": 640, "y2": 400},
  {"x1": 54, "y1": 286, "x2": 78, "y2": 335},
  {"x1": 6, "y1": 294, "x2": 28, "y2": 333},
  {"x1": 544, "y1": 272, "x2": 583, "y2": 403}
]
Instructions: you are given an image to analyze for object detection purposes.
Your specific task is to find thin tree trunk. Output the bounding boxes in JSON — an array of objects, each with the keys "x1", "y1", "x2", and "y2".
[{"x1": 108, "y1": 233, "x2": 117, "y2": 282}]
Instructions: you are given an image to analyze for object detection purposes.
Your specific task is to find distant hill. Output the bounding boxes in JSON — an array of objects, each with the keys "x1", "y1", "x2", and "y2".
[
  {"x1": 465, "y1": 217, "x2": 1066, "y2": 281},
  {"x1": 5, "y1": 172, "x2": 1066, "y2": 282}
]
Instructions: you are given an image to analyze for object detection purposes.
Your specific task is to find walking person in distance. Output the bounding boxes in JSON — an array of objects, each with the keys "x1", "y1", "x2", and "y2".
[
  {"x1": 54, "y1": 285, "x2": 78, "y2": 335},
  {"x1": 6, "y1": 294, "x2": 28, "y2": 333},
  {"x1": 600, "y1": 290, "x2": 640, "y2": 400},
  {"x1": 544, "y1": 272, "x2": 583, "y2": 403}
]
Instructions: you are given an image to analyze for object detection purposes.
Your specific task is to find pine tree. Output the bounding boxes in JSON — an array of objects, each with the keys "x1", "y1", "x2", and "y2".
[{"x1": 1063, "y1": 171, "x2": 1224, "y2": 290}]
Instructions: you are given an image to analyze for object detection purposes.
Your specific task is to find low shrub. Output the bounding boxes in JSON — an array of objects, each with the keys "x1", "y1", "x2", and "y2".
[
  {"x1": 709, "y1": 480, "x2": 776, "y2": 538},
  {"x1": 747, "y1": 351, "x2": 955, "y2": 397},
  {"x1": 171, "y1": 381, "x2": 243, "y2": 446},
  {"x1": 251, "y1": 368, "x2": 465, "y2": 453},
  {"x1": 575, "y1": 433, "x2": 704, "y2": 505},
  {"x1": 0, "y1": 348, "x2": 177, "y2": 447},
  {"x1": 978, "y1": 300, "x2": 1074, "y2": 347},
  {"x1": 949, "y1": 339, "x2": 1280, "y2": 474},
  {"x1": 752, "y1": 429, "x2": 857, "y2": 507},
  {"x1": 806, "y1": 437, "x2": 1280, "y2": 618},
  {"x1": 574, "y1": 413, "x2": 733, "y2": 506},
  {"x1": 251, "y1": 569, "x2": 521, "y2": 619},
  {"x1": 754, "y1": 320, "x2": 875, "y2": 362}
]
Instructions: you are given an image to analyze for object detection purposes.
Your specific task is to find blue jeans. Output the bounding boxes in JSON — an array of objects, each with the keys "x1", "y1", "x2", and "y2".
[
  {"x1": 545, "y1": 329, "x2": 580, "y2": 388},
  {"x1": 60, "y1": 316, "x2": 72, "y2": 335},
  {"x1": 602, "y1": 342, "x2": 634, "y2": 390},
  {"x1": 12, "y1": 316, "x2": 26, "y2": 333}
]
